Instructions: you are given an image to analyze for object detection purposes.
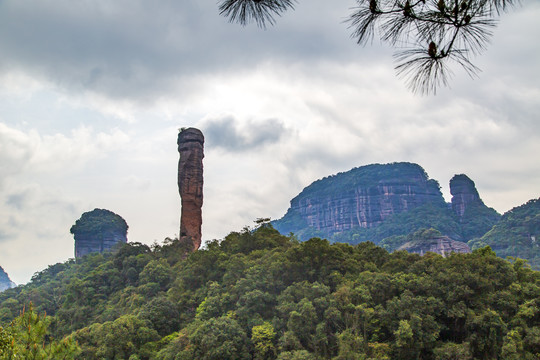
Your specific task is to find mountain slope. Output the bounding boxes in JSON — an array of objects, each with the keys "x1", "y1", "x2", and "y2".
[{"x1": 469, "y1": 198, "x2": 540, "y2": 269}]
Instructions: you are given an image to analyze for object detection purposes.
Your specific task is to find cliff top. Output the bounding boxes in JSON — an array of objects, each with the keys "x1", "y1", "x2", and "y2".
[
  {"x1": 70, "y1": 208, "x2": 128, "y2": 239},
  {"x1": 291, "y1": 162, "x2": 441, "y2": 204}
]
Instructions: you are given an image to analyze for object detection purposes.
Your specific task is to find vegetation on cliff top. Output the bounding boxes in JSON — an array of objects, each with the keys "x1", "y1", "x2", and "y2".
[
  {"x1": 70, "y1": 208, "x2": 129, "y2": 239},
  {"x1": 1, "y1": 224, "x2": 539, "y2": 359}
]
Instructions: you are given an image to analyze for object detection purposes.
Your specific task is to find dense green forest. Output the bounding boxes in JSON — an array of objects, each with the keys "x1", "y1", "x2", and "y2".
[{"x1": 1, "y1": 224, "x2": 539, "y2": 359}]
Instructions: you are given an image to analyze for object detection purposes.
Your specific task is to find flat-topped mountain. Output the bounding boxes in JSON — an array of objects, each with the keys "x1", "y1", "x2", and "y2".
[{"x1": 273, "y1": 162, "x2": 499, "y2": 245}]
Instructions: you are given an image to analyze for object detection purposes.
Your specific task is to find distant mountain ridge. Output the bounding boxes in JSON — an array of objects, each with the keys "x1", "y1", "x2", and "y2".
[{"x1": 0, "y1": 265, "x2": 16, "y2": 292}]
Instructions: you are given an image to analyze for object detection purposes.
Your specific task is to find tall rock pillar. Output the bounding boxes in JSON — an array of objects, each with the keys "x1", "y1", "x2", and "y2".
[{"x1": 177, "y1": 128, "x2": 204, "y2": 251}]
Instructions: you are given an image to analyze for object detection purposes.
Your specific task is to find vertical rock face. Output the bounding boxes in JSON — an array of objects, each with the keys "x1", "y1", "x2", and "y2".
[
  {"x1": 450, "y1": 174, "x2": 483, "y2": 218},
  {"x1": 71, "y1": 208, "x2": 128, "y2": 258},
  {"x1": 178, "y1": 128, "x2": 204, "y2": 251},
  {"x1": 274, "y1": 163, "x2": 445, "y2": 239}
]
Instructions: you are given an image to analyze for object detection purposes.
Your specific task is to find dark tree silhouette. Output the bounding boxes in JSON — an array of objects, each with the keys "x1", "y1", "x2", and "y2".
[{"x1": 218, "y1": 0, "x2": 517, "y2": 94}]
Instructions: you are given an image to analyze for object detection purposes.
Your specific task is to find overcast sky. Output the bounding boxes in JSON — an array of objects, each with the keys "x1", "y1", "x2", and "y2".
[{"x1": 1, "y1": 0, "x2": 539, "y2": 284}]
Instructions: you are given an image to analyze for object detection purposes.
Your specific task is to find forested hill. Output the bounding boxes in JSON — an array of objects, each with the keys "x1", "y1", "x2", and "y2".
[
  {"x1": 1, "y1": 225, "x2": 539, "y2": 359},
  {"x1": 469, "y1": 198, "x2": 540, "y2": 270}
]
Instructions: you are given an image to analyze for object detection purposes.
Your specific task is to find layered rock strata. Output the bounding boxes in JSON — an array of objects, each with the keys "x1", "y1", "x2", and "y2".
[
  {"x1": 274, "y1": 163, "x2": 445, "y2": 237},
  {"x1": 177, "y1": 128, "x2": 204, "y2": 251},
  {"x1": 398, "y1": 235, "x2": 471, "y2": 257}
]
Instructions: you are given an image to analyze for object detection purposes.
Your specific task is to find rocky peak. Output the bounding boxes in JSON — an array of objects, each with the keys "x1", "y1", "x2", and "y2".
[
  {"x1": 0, "y1": 265, "x2": 16, "y2": 292},
  {"x1": 177, "y1": 128, "x2": 204, "y2": 251},
  {"x1": 450, "y1": 174, "x2": 484, "y2": 219}
]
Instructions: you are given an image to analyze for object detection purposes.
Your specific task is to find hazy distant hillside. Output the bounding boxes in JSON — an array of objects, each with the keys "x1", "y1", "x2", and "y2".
[
  {"x1": 469, "y1": 198, "x2": 540, "y2": 269},
  {"x1": 0, "y1": 265, "x2": 15, "y2": 292}
]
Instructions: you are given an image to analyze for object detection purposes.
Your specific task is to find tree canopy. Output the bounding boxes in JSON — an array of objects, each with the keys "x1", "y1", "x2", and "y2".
[{"x1": 0, "y1": 224, "x2": 538, "y2": 359}]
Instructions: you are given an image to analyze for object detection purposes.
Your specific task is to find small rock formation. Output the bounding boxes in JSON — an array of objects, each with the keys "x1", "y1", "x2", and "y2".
[
  {"x1": 0, "y1": 265, "x2": 16, "y2": 292},
  {"x1": 177, "y1": 128, "x2": 204, "y2": 251},
  {"x1": 398, "y1": 228, "x2": 471, "y2": 257},
  {"x1": 71, "y1": 208, "x2": 128, "y2": 258},
  {"x1": 450, "y1": 174, "x2": 483, "y2": 218}
]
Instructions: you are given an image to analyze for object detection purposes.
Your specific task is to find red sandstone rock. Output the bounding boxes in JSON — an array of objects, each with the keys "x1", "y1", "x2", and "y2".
[{"x1": 177, "y1": 128, "x2": 204, "y2": 251}]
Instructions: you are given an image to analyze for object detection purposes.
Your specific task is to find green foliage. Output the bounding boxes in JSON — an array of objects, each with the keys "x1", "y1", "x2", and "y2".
[
  {"x1": 0, "y1": 304, "x2": 79, "y2": 360},
  {"x1": 190, "y1": 316, "x2": 250, "y2": 360},
  {"x1": 469, "y1": 198, "x2": 540, "y2": 269},
  {"x1": 70, "y1": 208, "x2": 128, "y2": 238},
  {"x1": 0, "y1": 224, "x2": 539, "y2": 359},
  {"x1": 252, "y1": 322, "x2": 277, "y2": 360}
]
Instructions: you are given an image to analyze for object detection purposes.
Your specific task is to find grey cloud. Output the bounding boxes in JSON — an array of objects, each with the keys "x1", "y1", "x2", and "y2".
[
  {"x1": 0, "y1": 0, "x2": 371, "y2": 102},
  {"x1": 203, "y1": 117, "x2": 288, "y2": 152},
  {"x1": 6, "y1": 192, "x2": 29, "y2": 210}
]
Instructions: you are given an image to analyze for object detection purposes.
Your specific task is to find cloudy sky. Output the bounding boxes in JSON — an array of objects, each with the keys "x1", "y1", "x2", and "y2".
[{"x1": 1, "y1": 0, "x2": 539, "y2": 284}]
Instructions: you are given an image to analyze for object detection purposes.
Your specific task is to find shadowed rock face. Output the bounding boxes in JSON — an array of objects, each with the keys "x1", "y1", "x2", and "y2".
[
  {"x1": 450, "y1": 174, "x2": 483, "y2": 218},
  {"x1": 0, "y1": 265, "x2": 16, "y2": 292},
  {"x1": 274, "y1": 163, "x2": 445, "y2": 238},
  {"x1": 71, "y1": 208, "x2": 128, "y2": 258},
  {"x1": 178, "y1": 128, "x2": 204, "y2": 251}
]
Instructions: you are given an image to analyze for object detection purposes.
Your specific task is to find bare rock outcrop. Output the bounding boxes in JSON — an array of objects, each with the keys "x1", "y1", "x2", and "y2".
[
  {"x1": 177, "y1": 128, "x2": 204, "y2": 251},
  {"x1": 397, "y1": 229, "x2": 471, "y2": 257}
]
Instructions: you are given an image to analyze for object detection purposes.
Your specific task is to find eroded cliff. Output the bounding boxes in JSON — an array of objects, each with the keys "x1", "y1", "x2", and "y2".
[{"x1": 273, "y1": 163, "x2": 446, "y2": 240}]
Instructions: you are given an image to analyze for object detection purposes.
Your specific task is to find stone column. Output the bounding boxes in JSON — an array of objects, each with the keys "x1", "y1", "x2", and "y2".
[{"x1": 177, "y1": 128, "x2": 204, "y2": 251}]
